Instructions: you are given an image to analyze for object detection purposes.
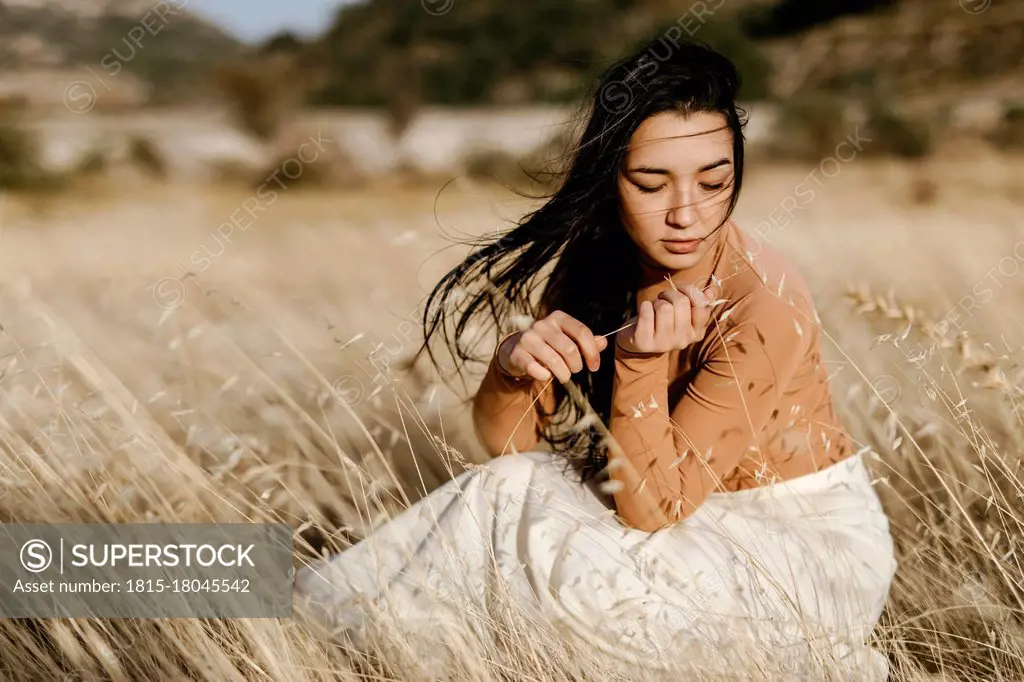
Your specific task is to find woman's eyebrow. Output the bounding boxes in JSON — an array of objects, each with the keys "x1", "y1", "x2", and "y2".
[
  {"x1": 627, "y1": 166, "x2": 670, "y2": 175},
  {"x1": 627, "y1": 158, "x2": 732, "y2": 175},
  {"x1": 699, "y1": 158, "x2": 732, "y2": 172}
]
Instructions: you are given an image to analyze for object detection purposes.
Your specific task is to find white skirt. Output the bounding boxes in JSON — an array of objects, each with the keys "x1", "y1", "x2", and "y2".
[{"x1": 294, "y1": 450, "x2": 897, "y2": 680}]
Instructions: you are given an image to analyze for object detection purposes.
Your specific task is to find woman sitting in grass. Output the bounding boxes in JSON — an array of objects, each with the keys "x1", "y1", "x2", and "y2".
[{"x1": 295, "y1": 35, "x2": 897, "y2": 680}]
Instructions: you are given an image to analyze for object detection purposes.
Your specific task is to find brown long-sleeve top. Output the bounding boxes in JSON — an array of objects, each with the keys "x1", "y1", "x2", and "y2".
[{"x1": 471, "y1": 220, "x2": 855, "y2": 531}]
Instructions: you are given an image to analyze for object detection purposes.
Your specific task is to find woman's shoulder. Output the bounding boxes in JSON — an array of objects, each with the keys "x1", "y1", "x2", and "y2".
[
  {"x1": 719, "y1": 222, "x2": 816, "y2": 310},
  {"x1": 706, "y1": 223, "x2": 822, "y2": 348}
]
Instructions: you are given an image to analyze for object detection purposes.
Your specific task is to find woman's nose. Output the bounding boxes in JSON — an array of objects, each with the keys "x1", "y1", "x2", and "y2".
[{"x1": 666, "y1": 191, "x2": 698, "y2": 228}]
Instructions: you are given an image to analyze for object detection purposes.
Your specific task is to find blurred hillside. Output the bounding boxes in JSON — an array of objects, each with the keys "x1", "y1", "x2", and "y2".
[
  {"x1": 0, "y1": 0, "x2": 245, "y2": 106},
  {"x1": 294, "y1": 0, "x2": 775, "y2": 107},
  {"x1": 755, "y1": 0, "x2": 1024, "y2": 100},
  {"x1": 1, "y1": 0, "x2": 1021, "y2": 192},
  {"x1": 1, "y1": 0, "x2": 1021, "y2": 112},
  {"x1": 280, "y1": 0, "x2": 1023, "y2": 108}
]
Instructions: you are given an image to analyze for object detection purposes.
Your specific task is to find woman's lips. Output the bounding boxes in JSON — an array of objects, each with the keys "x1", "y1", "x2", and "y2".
[{"x1": 663, "y1": 239, "x2": 701, "y2": 254}]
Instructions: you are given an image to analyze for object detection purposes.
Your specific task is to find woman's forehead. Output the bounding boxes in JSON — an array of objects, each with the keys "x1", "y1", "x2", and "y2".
[{"x1": 625, "y1": 111, "x2": 733, "y2": 169}]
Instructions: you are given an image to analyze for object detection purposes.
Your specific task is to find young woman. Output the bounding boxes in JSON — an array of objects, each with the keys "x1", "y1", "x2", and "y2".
[{"x1": 295, "y1": 36, "x2": 897, "y2": 679}]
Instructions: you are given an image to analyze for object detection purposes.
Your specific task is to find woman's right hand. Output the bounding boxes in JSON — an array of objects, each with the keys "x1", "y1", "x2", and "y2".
[{"x1": 497, "y1": 310, "x2": 609, "y2": 383}]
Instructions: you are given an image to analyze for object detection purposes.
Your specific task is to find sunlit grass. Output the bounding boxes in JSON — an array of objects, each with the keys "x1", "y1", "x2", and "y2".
[{"x1": 0, "y1": 152, "x2": 1022, "y2": 680}]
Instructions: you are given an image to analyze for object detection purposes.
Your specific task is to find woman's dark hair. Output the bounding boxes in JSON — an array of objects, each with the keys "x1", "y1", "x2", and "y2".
[{"x1": 411, "y1": 34, "x2": 747, "y2": 483}]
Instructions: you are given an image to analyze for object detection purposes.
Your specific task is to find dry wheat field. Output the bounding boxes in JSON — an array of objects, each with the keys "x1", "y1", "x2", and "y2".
[{"x1": 0, "y1": 145, "x2": 1023, "y2": 680}]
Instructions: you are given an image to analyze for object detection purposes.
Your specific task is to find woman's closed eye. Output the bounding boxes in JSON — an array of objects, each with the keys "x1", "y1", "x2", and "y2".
[
  {"x1": 633, "y1": 179, "x2": 730, "y2": 194},
  {"x1": 700, "y1": 175, "x2": 734, "y2": 192}
]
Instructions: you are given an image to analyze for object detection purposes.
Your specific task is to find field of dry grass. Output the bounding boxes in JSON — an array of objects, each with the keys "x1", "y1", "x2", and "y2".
[{"x1": 0, "y1": 144, "x2": 1023, "y2": 680}]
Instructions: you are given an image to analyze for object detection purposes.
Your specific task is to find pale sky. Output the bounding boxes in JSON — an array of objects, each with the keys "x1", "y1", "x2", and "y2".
[{"x1": 188, "y1": 0, "x2": 352, "y2": 42}]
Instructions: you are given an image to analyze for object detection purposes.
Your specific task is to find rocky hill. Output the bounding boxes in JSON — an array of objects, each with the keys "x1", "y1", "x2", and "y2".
[
  {"x1": 288, "y1": 0, "x2": 776, "y2": 107},
  {"x1": 287, "y1": 0, "x2": 1022, "y2": 107},
  {"x1": 0, "y1": 0, "x2": 245, "y2": 102},
  {"x1": 758, "y1": 0, "x2": 1024, "y2": 99},
  {"x1": 1, "y1": 0, "x2": 1021, "y2": 115}
]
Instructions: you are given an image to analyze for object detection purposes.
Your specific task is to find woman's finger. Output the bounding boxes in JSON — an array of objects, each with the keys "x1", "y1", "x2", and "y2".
[
  {"x1": 635, "y1": 300, "x2": 656, "y2": 348},
  {"x1": 656, "y1": 290, "x2": 690, "y2": 346},
  {"x1": 615, "y1": 313, "x2": 638, "y2": 350},
  {"x1": 684, "y1": 284, "x2": 712, "y2": 339},
  {"x1": 549, "y1": 329, "x2": 587, "y2": 374},
  {"x1": 506, "y1": 344, "x2": 549, "y2": 381},
  {"x1": 702, "y1": 279, "x2": 723, "y2": 307},
  {"x1": 535, "y1": 319, "x2": 585, "y2": 373},
  {"x1": 556, "y1": 314, "x2": 606, "y2": 371},
  {"x1": 522, "y1": 358, "x2": 552, "y2": 382},
  {"x1": 668, "y1": 289, "x2": 694, "y2": 345},
  {"x1": 653, "y1": 298, "x2": 675, "y2": 345},
  {"x1": 519, "y1": 329, "x2": 573, "y2": 382}
]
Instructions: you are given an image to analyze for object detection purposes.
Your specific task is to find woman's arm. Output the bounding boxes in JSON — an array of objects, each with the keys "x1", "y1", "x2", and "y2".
[
  {"x1": 607, "y1": 290, "x2": 810, "y2": 531},
  {"x1": 472, "y1": 313, "x2": 605, "y2": 457},
  {"x1": 471, "y1": 345, "x2": 553, "y2": 457}
]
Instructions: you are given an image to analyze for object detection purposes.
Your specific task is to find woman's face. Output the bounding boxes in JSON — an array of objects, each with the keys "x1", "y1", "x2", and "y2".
[{"x1": 617, "y1": 110, "x2": 735, "y2": 273}]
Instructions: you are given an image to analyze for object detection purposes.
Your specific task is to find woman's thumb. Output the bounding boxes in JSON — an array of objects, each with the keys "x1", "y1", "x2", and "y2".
[
  {"x1": 597, "y1": 336, "x2": 608, "y2": 350},
  {"x1": 688, "y1": 284, "x2": 709, "y2": 307}
]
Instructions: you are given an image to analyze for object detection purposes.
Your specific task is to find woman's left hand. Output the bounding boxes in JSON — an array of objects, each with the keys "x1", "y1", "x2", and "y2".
[{"x1": 616, "y1": 285, "x2": 713, "y2": 355}]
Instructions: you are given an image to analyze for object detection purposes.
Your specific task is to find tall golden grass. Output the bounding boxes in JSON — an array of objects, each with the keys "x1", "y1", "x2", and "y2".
[{"x1": 0, "y1": 146, "x2": 1022, "y2": 680}]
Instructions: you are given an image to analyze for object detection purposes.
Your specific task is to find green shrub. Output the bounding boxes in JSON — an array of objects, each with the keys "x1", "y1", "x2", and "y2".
[
  {"x1": 740, "y1": 0, "x2": 898, "y2": 38},
  {"x1": 75, "y1": 148, "x2": 109, "y2": 176},
  {"x1": 128, "y1": 137, "x2": 168, "y2": 178},
  {"x1": 211, "y1": 64, "x2": 282, "y2": 141},
  {"x1": 761, "y1": 95, "x2": 850, "y2": 161},
  {"x1": 519, "y1": 129, "x2": 575, "y2": 186},
  {"x1": 861, "y1": 101, "x2": 933, "y2": 159},
  {"x1": 386, "y1": 86, "x2": 421, "y2": 141},
  {"x1": 0, "y1": 122, "x2": 64, "y2": 191},
  {"x1": 463, "y1": 130, "x2": 576, "y2": 190},
  {"x1": 986, "y1": 105, "x2": 1024, "y2": 150},
  {"x1": 695, "y1": 20, "x2": 774, "y2": 102},
  {"x1": 249, "y1": 152, "x2": 336, "y2": 192},
  {"x1": 209, "y1": 159, "x2": 258, "y2": 186},
  {"x1": 463, "y1": 148, "x2": 525, "y2": 184}
]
